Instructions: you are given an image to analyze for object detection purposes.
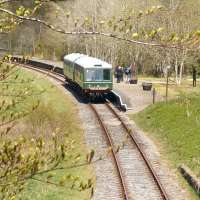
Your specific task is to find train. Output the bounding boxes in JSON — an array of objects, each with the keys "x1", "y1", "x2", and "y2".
[
  {"x1": 63, "y1": 53, "x2": 113, "y2": 96},
  {"x1": 8, "y1": 53, "x2": 113, "y2": 98}
]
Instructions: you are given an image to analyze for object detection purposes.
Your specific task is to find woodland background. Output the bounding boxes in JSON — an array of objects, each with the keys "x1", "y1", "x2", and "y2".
[{"x1": 1, "y1": 0, "x2": 200, "y2": 81}]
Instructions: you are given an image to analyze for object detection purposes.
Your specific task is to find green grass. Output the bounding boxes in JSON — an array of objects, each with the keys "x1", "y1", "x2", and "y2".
[
  {"x1": 11, "y1": 69, "x2": 94, "y2": 200},
  {"x1": 130, "y1": 92, "x2": 200, "y2": 199}
]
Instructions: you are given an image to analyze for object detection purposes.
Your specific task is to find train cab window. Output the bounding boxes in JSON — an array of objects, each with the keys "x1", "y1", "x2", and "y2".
[
  {"x1": 103, "y1": 69, "x2": 110, "y2": 80},
  {"x1": 86, "y1": 69, "x2": 103, "y2": 81}
]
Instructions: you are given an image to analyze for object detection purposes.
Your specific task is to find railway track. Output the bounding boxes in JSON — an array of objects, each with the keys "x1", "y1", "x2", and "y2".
[
  {"x1": 90, "y1": 103, "x2": 170, "y2": 200},
  {"x1": 11, "y1": 60, "x2": 170, "y2": 200},
  {"x1": 105, "y1": 103, "x2": 169, "y2": 200},
  {"x1": 13, "y1": 62, "x2": 66, "y2": 83}
]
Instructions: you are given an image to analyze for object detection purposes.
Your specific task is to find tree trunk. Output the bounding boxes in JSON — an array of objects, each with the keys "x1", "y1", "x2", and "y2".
[
  {"x1": 175, "y1": 57, "x2": 179, "y2": 84},
  {"x1": 177, "y1": 60, "x2": 184, "y2": 85}
]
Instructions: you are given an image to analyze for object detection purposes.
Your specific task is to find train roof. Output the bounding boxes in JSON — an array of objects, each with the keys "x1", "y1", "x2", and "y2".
[
  {"x1": 64, "y1": 53, "x2": 112, "y2": 69},
  {"x1": 64, "y1": 53, "x2": 84, "y2": 62}
]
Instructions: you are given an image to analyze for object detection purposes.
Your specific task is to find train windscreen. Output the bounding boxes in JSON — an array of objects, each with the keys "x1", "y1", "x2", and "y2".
[{"x1": 86, "y1": 69, "x2": 110, "y2": 81}]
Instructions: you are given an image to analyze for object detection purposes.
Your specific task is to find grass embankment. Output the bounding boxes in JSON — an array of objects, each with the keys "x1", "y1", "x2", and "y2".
[
  {"x1": 12, "y1": 69, "x2": 94, "y2": 200},
  {"x1": 131, "y1": 92, "x2": 200, "y2": 198}
]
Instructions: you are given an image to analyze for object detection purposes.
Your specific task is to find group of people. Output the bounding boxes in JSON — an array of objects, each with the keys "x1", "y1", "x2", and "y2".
[{"x1": 115, "y1": 63, "x2": 136, "y2": 83}]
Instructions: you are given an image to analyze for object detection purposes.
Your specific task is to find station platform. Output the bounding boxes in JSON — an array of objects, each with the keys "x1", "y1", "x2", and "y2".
[{"x1": 113, "y1": 81, "x2": 162, "y2": 114}]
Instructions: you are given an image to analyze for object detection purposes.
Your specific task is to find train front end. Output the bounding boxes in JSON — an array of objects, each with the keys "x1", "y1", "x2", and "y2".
[{"x1": 83, "y1": 61, "x2": 113, "y2": 95}]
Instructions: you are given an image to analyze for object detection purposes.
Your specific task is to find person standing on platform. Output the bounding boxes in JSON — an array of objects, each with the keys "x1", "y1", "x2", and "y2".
[
  {"x1": 116, "y1": 66, "x2": 121, "y2": 83},
  {"x1": 124, "y1": 66, "x2": 131, "y2": 83},
  {"x1": 128, "y1": 66, "x2": 132, "y2": 82},
  {"x1": 130, "y1": 62, "x2": 136, "y2": 80},
  {"x1": 124, "y1": 66, "x2": 129, "y2": 83},
  {"x1": 118, "y1": 66, "x2": 123, "y2": 82},
  {"x1": 192, "y1": 65, "x2": 197, "y2": 87}
]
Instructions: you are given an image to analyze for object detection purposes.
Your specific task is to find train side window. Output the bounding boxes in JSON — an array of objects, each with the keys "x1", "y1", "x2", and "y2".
[{"x1": 103, "y1": 69, "x2": 110, "y2": 80}]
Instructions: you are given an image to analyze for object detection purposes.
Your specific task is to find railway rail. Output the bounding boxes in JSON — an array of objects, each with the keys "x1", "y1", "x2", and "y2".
[{"x1": 9, "y1": 58, "x2": 170, "y2": 200}]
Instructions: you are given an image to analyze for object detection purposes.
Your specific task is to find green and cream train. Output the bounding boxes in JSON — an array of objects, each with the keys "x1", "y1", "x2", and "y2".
[{"x1": 63, "y1": 53, "x2": 113, "y2": 95}]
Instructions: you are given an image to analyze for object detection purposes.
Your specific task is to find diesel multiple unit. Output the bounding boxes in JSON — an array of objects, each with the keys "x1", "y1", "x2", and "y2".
[{"x1": 63, "y1": 53, "x2": 113, "y2": 95}]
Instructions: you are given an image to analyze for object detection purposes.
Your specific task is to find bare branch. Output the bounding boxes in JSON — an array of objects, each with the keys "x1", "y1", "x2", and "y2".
[
  {"x1": 0, "y1": 7, "x2": 183, "y2": 49},
  {"x1": 0, "y1": 0, "x2": 48, "y2": 5}
]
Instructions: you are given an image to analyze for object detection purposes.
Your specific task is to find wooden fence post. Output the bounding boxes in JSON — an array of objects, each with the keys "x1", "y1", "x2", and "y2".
[{"x1": 153, "y1": 88, "x2": 156, "y2": 104}]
